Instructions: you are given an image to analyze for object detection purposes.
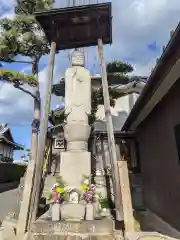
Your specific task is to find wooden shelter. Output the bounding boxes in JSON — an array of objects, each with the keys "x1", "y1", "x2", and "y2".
[{"x1": 35, "y1": 3, "x2": 112, "y2": 50}]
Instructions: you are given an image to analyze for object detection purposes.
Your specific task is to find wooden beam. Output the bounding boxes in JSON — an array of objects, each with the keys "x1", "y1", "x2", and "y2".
[
  {"x1": 97, "y1": 38, "x2": 123, "y2": 221},
  {"x1": 28, "y1": 41, "x2": 56, "y2": 226},
  {"x1": 118, "y1": 159, "x2": 135, "y2": 234}
]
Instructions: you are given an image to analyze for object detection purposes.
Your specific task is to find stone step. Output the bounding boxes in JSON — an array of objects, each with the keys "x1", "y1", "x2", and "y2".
[
  {"x1": 31, "y1": 219, "x2": 120, "y2": 240},
  {"x1": 32, "y1": 219, "x2": 114, "y2": 235},
  {"x1": 32, "y1": 233, "x2": 115, "y2": 240}
]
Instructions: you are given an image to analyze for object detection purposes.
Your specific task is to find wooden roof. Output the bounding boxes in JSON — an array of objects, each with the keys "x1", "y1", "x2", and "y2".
[
  {"x1": 0, "y1": 124, "x2": 24, "y2": 150},
  {"x1": 35, "y1": 3, "x2": 112, "y2": 50}
]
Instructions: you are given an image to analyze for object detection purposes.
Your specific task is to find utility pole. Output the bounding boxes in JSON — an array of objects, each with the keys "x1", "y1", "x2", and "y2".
[
  {"x1": 29, "y1": 41, "x2": 56, "y2": 226},
  {"x1": 97, "y1": 38, "x2": 123, "y2": 221}
]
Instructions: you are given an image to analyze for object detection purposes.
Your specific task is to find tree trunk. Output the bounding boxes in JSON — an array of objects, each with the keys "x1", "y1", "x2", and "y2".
[
  {"x1": 30, "y1": 59, "x2": 41, "y2": 181},
  {"x1": 16, "y1": 60, "x2": 41, "y2": 238},
  {"x1": 27, "y1": 60, "x2": 41, "y2": 229}
]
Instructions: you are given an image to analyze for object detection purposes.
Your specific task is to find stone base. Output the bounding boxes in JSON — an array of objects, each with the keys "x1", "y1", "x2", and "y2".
[
  {"x1": 32, "y1": 219, "x2": 114, "y2": 234},
  {"x1": 32, "y1": 234, "x2": 114, "y2": 239},
  {"x1": 61, "y1": 203, "x2": 85, "y2": 221},
  {"x1": 31, "y1": 219, "x2": 119, "y2": 240},
  {"x1": 60, "y1": 152, "x2": 91, "y2": 189}
]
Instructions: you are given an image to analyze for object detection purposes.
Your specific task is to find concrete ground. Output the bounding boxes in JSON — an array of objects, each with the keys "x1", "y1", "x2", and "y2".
[{"x1": 0, "y1": 188, "x2": 18, "y2": 223}]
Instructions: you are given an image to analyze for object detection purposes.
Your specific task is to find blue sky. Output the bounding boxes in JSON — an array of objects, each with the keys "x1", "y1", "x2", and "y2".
[{"x1": 0, "y1": 0, "x2": 180, "y2": 160}]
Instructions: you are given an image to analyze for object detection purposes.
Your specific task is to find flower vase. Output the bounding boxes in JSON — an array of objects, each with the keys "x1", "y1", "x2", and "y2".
[
  {"x1": 101, "y1": 208, "x2": 110, "y2": 217},
  {"x1": 93, "y1": 201, "x2": 102, "y2": 220},
  {"x1": 85, "y1": 203, "x2": 94, "y2": 221},
  {"x1": 52, "y1": 202, "x2": 61, "y2": 221}
]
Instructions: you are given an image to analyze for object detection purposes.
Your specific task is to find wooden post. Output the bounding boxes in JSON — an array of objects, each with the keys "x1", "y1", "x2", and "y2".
[
  {"x1": 16, "y1": 142, "x2": 37, "y2": 238},
  {"x1": 116, "y1": 143, "x2": 135, "y2": 233},
  {"x1": 16, "y1": 89, "x2": 39, "y2": 238},
  {"x1": 97, "y1": 38, "x2": 123, "y2": 221},
  {"x1": 28, "y1": 41, "x2": 56, "y2": 226},
  {"x1": 118, "y1": 159, "x2": 135, "y2": 233}
]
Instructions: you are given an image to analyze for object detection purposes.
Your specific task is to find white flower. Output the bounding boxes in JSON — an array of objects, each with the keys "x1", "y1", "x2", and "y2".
[
  {"x1": 51, "y1": 183, "x2": 59, "y2": 190},
  {"x1": 83, "y1": 179, "x2": 89, "y2": 185}
]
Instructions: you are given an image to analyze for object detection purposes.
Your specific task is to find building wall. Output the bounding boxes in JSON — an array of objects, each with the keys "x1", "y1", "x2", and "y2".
[
  {"x1": 96, "y1": 93, "x2": 139, "y2": 126},
  {"x1": 137, "y1": 79, "x2": 180, "y2": 230},
  {"x1": 115, "y1": 93, "x2": 139, "y2": 114},
  {"x1": 0, "y1": 142, "x2": 13, "y2": 162}
]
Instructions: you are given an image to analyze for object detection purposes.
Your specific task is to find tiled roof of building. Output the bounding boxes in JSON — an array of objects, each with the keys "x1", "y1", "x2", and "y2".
[
  {"x1": 0, "y1": 123, "x2": 24, "y2": 150},
  {"x1": 0, "y1": 123, "x2": 9, "y2": 137}
]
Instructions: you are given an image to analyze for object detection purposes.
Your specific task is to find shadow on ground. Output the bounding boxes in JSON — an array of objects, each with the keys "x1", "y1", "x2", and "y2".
[{"x1": 0, "y1": 181, "x2": 20, "y2": 194}]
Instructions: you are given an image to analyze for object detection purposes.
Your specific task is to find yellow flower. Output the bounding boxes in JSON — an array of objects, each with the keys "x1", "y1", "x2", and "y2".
[
  {"x1": 56, "y1": 187, "x2": 65, "y2": 194},
  {"x1": 81, "y1": 185, "x2": 88, "y2": 192}
]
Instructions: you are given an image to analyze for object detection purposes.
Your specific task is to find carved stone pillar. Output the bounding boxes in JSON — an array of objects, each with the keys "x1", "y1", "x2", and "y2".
[{"x1": 60, "y1": 50, "x2": 91, "y2": 190}]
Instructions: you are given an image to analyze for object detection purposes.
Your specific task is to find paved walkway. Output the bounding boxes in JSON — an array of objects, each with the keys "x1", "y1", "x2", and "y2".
[{"x1": 0, "y1": 188, "x2": 18, "y2": 222}]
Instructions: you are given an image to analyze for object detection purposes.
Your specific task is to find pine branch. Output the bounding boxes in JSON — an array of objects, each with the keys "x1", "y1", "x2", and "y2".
[
  {"x1": 49, "y1": 109, "x2": 67, "y2": 125},
  {"x1": 14, "y1": 85, "x2": 37, "y2": 99},
  {"x1": 0, "y1": 69, "x2": 37, "y2": 86},
  {"x1": 15, "y1": 0, "x2": 55, "y2": 15},
  {"x1": 107, "y1": 61, "x2": 134, "y2": 74},
  {"x1": 0, "y1": 15, "x2": 50, "y2": 60},
  {"x1": 0, "y1": 16, "x2": 36, "y2": 32}
]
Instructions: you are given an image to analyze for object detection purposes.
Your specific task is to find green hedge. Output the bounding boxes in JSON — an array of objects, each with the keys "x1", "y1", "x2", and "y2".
[{"x1": 0, "y1": 163, "x2": 27, "y2": 183}]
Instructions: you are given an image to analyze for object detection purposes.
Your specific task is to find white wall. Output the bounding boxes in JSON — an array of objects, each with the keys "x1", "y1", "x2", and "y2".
[
  {"x1": 96, "y1": 93, "x2": 139, "y2": 130},
  {"x1": 115, "y1": 93, "x2": 139, "y2": 114}
]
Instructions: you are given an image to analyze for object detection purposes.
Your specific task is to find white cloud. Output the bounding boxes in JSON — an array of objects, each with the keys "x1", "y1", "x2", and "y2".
[{"x1": 0, "y1": 0, "x2": 180, "y2": 125}]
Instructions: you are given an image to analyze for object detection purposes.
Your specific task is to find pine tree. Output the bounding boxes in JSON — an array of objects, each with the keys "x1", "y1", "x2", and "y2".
[
  {"x1": 90, "y1": 60, "x2": 134, "y2": 123},
  {"x1": 0, "y1": 0, "x2": 57, "y2": 233},
  {"x1": 0, "y1": 0, "x2": 55, "y2": 162},
  {"x1": 85, "y1": 60, "x2": 133, "y2": 124},
  {"x1": 49, "y1": 60, "x2": 134, "y2": 126}
]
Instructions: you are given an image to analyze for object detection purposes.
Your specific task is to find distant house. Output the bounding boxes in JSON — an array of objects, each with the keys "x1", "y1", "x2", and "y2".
[{"x1": 0, "y1": 124, "x2": 23, "y2": 162}]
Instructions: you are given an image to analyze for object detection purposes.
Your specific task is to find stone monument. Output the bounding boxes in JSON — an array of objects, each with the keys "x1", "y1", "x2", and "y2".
[{"x1": 60, "y1": 49, "x2": 91, "y2": 219}]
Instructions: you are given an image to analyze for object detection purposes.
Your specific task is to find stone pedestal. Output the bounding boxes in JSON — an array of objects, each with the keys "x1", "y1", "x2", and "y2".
[
  {"x1": 60, "y1": 152, "x2": 91, "y2": 189},
  {"x1": 61, "y1": 203, "x2": 85, "y2": 221},
  {"x1": 52, "y1": 203, "x2": 60, "y2": 221},
  {"x1": 93, "y1": 202, "x2": 102, "y2": 220},
  {"x1": 101, "y1": 208, "x2": 111, "y2": 218}
]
